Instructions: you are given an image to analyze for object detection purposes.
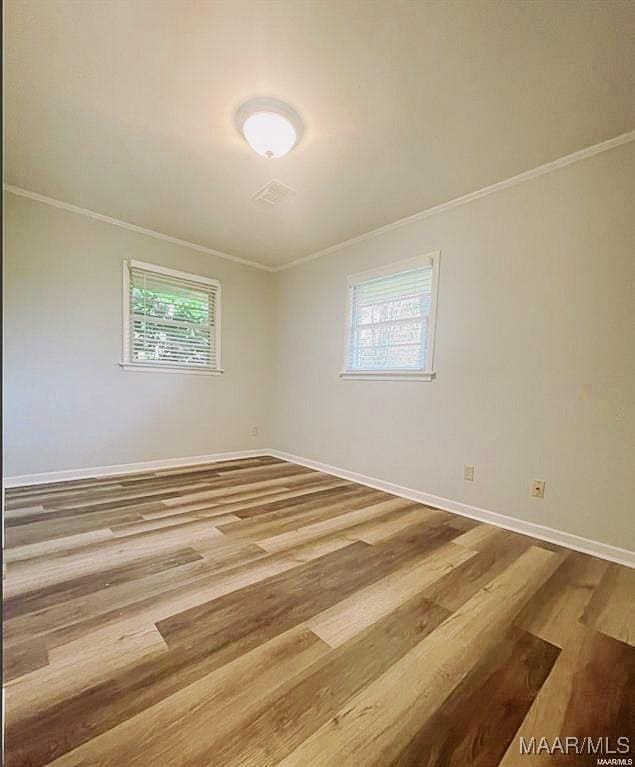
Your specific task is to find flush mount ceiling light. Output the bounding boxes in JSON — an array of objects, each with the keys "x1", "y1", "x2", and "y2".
[{"x1": 236, "y1": 98, "x2": 303, "y2": 159}]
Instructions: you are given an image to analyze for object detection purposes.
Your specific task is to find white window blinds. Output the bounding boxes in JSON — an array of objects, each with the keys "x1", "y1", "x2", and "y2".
[
  {"x1": 344, "y1": 254, "x2": 439, "y2": 378},
  {"x1": 124, "y1": 261, "x2": 221, "y2": 372}
]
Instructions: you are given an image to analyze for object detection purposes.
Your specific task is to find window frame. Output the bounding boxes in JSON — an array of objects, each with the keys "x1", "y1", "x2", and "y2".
[
  {"x1": 340, "y1": 251, "x2": 440, "y2": 382},
  {"x1": 120, "y1": 259, "x2": 223, "y2": 376}
]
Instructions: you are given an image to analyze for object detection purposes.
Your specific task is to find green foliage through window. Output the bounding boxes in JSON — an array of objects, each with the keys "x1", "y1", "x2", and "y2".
[{"x1": 128, "y1": 267, "x2": 218, "y2": 368}]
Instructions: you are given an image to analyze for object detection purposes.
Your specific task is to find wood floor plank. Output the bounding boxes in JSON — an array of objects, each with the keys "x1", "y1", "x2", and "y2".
[
  {"x1": 110, "y1": 512, "x2": 240, "y2": 536},
  {"x1": 2, "y1": 636, "x2": 49, "y2": 682},
  {"x1": 3, "y1": 555, "x2": 322, "y2": 764},
  {"x1": 5, "y1": 479, "x2": 123, "y2": 500},
  {"x1": 9, "y1": 516, "x2": 474, "y2": 662},
  {"x1": 227, "y1": 483, "x2": 368, "y2": 519},
  {"x1": 218, "y1": 487, "x2": 387, "y2": 541},
  {"x1": 343, "y1": 505, "x2": 449, "y2": 545},
  {"x1": 4, "y1": 497, "x2": 169, "y2": 527},
  {"x1": 160, "y1": 472, "x2": 337, "y2": 507},
  {"x1": 422, "y1": 527, "x2": 535, "y2": 612},
  {"x1": 139, "y1": 499, "x2": 267, "y2": 520},
  {"x1": 452, "y1": 522, "x2": 503, "y2": 551},
  {"x1": 6, "y1": 524, "x2": 464, "y2": 765},
  {"x1": 152, "y1": 456, "x2": 282, "y2": 478},
  {"x1": 47, "y1": 626, "x2": 330, "y2": 767},
  {"x1": 3, "y1": 483, "x2": 127, "y2": 509},
  {"x1": 5, "y1": 520, "x2": 225, "y2": 597},
  {"x1": 555, "y1": 631, "x2": 634, "y2": 763},
  {"x1": 125, "y1": 461, "x2": 308, "y2": 491},
  {"x1": 16, "y1": 487, "x2": 186, "y2": 514},
  {"x1": 193, "y1": 461, "x2": 313, "y2": 481},
  {"x1": 516, "y1": 551, "x2": 608, "y2": 647},
  {"x1": 581, "y1": 563, "x2": 635, "y2": 646},
  {"x1": 109, "y1": 513, "x2": 199, "y2": 533},
  {"x1": 116, "y1": 480, "x2": 354, "y2": 522},
  {"x1": 284, "y1": 534, "x2": 355, "y2": 562},
  {"x1": 3, "y1": 503, "x2": 45, "y2": 519},
  {"x1": 5, "y1": 554, "x2": 223, "y2": 650},
  {"x1": 445, "y1": 515, "x2": 480, "y2": 532},
  {"x1": 255, "y1": 497, "x2": 418, "y2": 552},
  {"x1": 40, "y1": 546, "x2": 300, "y2": 651},
  {"x1": 276, "y1": 546, "x2": 561, "y2": 767},
  {"x1": 388, "y1": 627, "x2": 560, "y2": 766},
  {"x1": 2, "y1": 457, "x2": 631, "y2": 767},
  {"x1": 498, "y1": 625, "x2": 634, "y2": 766},
  {"x1": 5, "y1": 625, "x2": 169, "y2": 727},
  {"x1": 194, "y1": 593, "x2": 451, "y2": 767},
  {"x1": 3, "y1": 547, "x2": 204, "y2": 625},
  {"x1": 4, "y1": 508, "x2": 144, "y2": 544},
  {"x1": 4, "y1": 528, "x2": 115, "y2": 563},
  {"x1": 307, "y1": 541, "x2": 475, "y2": 647},
  {"x1": 155, "y1": 541, "x2": 390, "y2": 652}
]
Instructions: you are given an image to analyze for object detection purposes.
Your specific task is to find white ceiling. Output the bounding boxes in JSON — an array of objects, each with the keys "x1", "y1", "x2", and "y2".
[{"x1": 4, "y1": 0, "x2": 634, "y2": 268}]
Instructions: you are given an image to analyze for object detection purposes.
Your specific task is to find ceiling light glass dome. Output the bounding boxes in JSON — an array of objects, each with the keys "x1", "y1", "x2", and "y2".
[{"x1": 236, "y1": 98, "x2": 303, "y2": 159}]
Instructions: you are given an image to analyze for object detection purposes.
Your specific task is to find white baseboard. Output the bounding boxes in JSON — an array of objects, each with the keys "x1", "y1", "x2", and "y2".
[
  {"x1": 268, "y1": 449, "x2": 635, "y2": 568},
  {"x1": 2, "y1": 449, "x2": 269, "y2": 488},
  {"x1": 4, "y1": 446, "x2": 632, "y2": 567}
]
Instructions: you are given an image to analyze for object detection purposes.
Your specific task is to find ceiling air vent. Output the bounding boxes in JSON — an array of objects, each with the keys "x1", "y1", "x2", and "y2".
[{"x1": 251, "y1": 179, "x2": 294, "y2": 206}]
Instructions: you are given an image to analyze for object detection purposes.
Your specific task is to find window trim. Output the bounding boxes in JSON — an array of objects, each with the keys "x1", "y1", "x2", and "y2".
[
  {"x1": 120, "y1": 259, "x2": 223, "y2": 375},
  {"x1": 340, "y1": 251, "x2": 440, "y2": 382}
]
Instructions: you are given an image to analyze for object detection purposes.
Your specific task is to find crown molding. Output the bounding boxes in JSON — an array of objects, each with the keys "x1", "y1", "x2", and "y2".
[
  {"x1": 2, "y1": 184, "x2": 276, "y2": 273},
  {"x1": 5, "y1": 129, "x2": 634, "y2": 274},
  {"x1": 277, "y1": 129, "x2": 635, "y2": 272}
]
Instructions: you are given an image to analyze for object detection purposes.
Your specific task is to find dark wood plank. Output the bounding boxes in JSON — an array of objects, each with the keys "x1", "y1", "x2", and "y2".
[
  {"x1": 3, "y1": 637, "x2": 49, "y2": 682},
  {"x1": 219, "y1": 488, "x2": 387, "y2": 540},
  {"x1": 4, "y1": 510, "x2": 145, "y2": 545},
  {"x1": 389, "y1": 627, "x2": 559, "y2": 766},
  {"x1": 3, "y1": 547, "x2": 204, "y2": 621},
  {"x1": 557, "y1": 631, "x2": 634, "y2": 766},
  {"x1": 423, "y1": 528, "x2": 534, "y2": 611},
  {"x1": 230, "y1": 484, "x2": 377, "y2": 519},
  {"x1": 185, "y1": 593, "x2": 451, "y2": 766}
]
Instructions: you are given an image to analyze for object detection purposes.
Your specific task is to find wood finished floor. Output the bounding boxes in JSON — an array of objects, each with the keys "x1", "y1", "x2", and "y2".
[{"x1": 3, "y1": 456, "x2": 634, "y2": 766}]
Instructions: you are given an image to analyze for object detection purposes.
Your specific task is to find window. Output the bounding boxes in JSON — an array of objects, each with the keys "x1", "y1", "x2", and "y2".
[
  {"x1": 121, "y1": 260, "x2": 222, "y2": 374},
  {"x1": 341, "y1": 252, "x2": 439, "y2": 381}
]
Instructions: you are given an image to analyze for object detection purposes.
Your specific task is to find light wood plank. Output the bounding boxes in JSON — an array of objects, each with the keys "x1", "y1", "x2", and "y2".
[
  {"x1": 516, "y1": 551, "x2": 608, "y2": 647},
  {"x1": 4, "y1": 528, "x2": 115, "y2": 563},
  {"x1": 582, "y1": 563, "x2": 635, "y2": 646},
  {"x1": 47, "y1": 627, "x2": 329, "y2": 767},
  {"x1": 308, "y1": 542, "x2": 475, "y2": 647},
  {"x1": 343, "y1": 505, "x2": 448, "y2": 544},
  {"x1": 5, "y1": 521, "x2": 224, "y2": 597},
  {"x1": 257, "y1": 497, "x2": 416, "y2": 553},
  {"x1": 5, "y1": 626, "x2": 168, "y2": 725},
  {"x1": 277, "y1": 546, "x2": 561, "y2": 767}
]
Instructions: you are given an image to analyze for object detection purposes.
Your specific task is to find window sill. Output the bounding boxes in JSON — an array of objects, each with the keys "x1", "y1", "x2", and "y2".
[
  {"x1": 339, "y1": 370, "x2": 436, "y2": 382},
  {"x1": 119, "y1": 362, "x2": 224, "y2": 377}
]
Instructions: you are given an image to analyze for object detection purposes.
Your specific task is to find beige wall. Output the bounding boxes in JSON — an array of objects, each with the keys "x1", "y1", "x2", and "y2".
[
  {"x1": 271, "y1": 142, "x2": 635, "y2": 550},
  {"x1": 3, "y1": 193, "x2": 274, "y2": 475},
  {"x1": 4, "y1": 142, "x2": 633, "y2": 549}
]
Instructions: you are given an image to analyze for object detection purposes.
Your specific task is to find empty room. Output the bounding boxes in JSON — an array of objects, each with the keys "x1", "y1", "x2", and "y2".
[{"x1": 2, "y1": 1, "x2": 634, "y2": 764}]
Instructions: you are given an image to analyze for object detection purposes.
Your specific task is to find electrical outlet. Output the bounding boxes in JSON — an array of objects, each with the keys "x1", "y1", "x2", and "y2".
[
  {"x1": 250, "y1": 426, "x2": 259, "y2": 437},
  {"x1": 531, "y1": 480, "x2": 545, "y2": 498},
  {"x1": 464, "y1": 465, "x2": 475, "y2": 481}
]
